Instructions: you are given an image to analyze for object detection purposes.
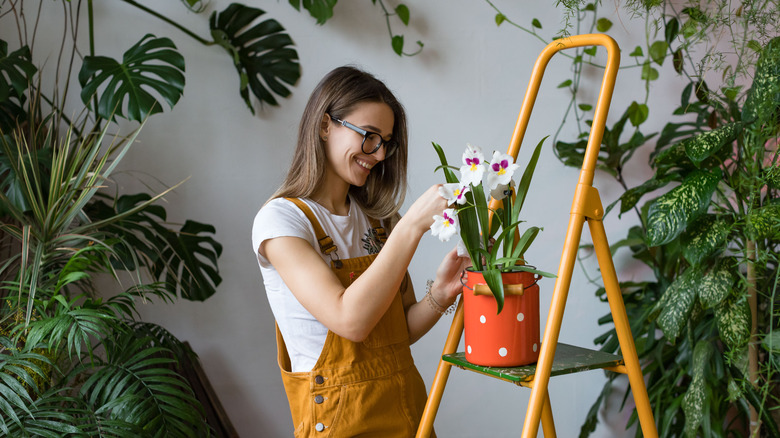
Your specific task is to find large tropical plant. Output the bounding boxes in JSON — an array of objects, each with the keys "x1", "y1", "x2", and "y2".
[
  {"x1": 0, "y1": 0, "x2": 425, "y2": 434},
  {"x1": 486, "y1": 0, "x2": 780, "y2": 436}
]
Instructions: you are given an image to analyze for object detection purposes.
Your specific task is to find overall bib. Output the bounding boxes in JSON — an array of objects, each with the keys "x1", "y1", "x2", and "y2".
[{"x1": 275, "y1": 198, "x2": 431, "y2": 437}]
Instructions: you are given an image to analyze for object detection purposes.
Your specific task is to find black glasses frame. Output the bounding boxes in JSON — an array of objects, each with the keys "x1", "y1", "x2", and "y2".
[{"x1": 329, "y1": 115, "x2": 397, "y2": 157}]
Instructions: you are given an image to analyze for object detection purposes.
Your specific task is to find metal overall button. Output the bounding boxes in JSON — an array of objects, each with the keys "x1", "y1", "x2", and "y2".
[
  {"x1": 314, "y1": 375, "x2": 325, "y2": 384},
  {"x1": 315, "y1": 422, "x2": 326, "y2": 432},
  {"x1": 314, "y1": 395, "x2": 324, "y2": 404}
]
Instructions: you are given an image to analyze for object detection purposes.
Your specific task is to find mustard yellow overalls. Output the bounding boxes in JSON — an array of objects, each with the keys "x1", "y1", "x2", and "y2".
[{"x1": 275, "y1": 198, "x2": 431, "y2": 437}]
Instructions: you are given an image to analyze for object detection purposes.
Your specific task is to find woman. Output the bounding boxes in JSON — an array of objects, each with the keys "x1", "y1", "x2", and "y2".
[{"x1": 252, "y1": 66, "x2": 468, "y2": 437}]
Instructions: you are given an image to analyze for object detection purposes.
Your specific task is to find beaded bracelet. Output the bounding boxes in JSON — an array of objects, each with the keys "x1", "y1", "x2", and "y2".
[{"x1": 425, "y1": 279, "x2": 457, "y2": 315}]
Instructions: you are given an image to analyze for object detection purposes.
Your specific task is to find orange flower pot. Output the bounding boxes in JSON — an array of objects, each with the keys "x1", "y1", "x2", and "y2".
[{"x1": 463, "y1": 269, "x2": 540, "y2": 367}]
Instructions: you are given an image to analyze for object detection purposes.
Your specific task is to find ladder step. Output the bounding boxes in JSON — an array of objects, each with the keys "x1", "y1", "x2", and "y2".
[{"x1": 442, "y1": 343, "x2": 623, "y2": 385}]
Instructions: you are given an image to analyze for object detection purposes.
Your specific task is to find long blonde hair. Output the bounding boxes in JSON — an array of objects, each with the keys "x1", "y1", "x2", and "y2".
[{"x1": 270, "y1": 66, "x2": 408, "y2": 219}]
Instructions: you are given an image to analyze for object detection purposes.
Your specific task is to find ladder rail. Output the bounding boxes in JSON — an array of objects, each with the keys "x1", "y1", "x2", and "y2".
[{"x1": 417, "y1": 33, "x2": 659, "y2": 438}]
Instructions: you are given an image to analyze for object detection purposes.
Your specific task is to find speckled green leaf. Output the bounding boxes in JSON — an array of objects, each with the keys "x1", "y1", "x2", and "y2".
[
  {"x1": 612, "y1": 175, "x2": 675, "y2": 217},
  {"x1": 742, "y1": 37, "x2": 780, "y2": 125},
  {"x1": 647, "y1": 170, "x2": 721, "y2": 246},
  {"x1": 683, "y1": 341, "x2": 714, "y2": 437},
  {"x1": 715, "y1": 293, "x2": 751, "y2": 349},
  {"x1": 681, "y1": 214, "x2": 730, "y2": 265},
  {"x1": 656, "y1": 268, "x2": 698, "y2": 342},
  {"x1": 683, "y1": 122, "x2": 741, "y2": 164},
  {"x1": 654, "y1": 141, "x2": 689, "y2": 168},
  {"x1": 747, "y1": 203, "x2": 780, "y2": 240},
  {"x1": 698, "y1": 260, "x2": 735, "y2": 308}
]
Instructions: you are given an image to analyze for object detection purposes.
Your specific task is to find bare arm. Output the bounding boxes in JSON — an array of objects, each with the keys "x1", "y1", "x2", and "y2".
[
  {"x1": 403, "y1": 247, "x2": 471, "y2": 344},
  {"x1": 261, "y1": 185, "x2": 449, "y2": 342}
]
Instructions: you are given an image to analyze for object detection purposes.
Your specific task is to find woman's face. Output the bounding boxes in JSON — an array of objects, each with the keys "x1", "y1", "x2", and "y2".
[{"x1": 321, "y1": 101, "x2": 395, "y2": 189}]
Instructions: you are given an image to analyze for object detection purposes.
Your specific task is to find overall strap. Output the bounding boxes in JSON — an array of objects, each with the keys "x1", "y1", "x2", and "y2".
[
  {"x1": 285, "y1": 198, "x2": 338, "y2": 256},
  {"x1": 368, "y1": 217, "x2": 388, "y2": 244}
]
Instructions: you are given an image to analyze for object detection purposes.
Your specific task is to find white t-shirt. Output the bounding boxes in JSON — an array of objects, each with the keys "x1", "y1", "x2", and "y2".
[{"x1": 252, "y1": 197, "x2": 381, "y2": 372}]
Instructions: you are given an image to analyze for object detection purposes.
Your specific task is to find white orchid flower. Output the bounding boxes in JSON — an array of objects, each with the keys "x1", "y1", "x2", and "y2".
[
  {"x1": 439, "y1": 183, "x2": 470, "y2": 205},
  {"x1": 459, "y1": 144, "x2": 486, "y2": 187},
  {"x1": 431, "y1": 208, "x2": 460, "y2": 242},
  {"x1": 486, "y1": 151, "x2": 519, "y2": 190}
]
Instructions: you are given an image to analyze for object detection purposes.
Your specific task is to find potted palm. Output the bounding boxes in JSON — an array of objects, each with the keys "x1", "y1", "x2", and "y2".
[{"x1": 430, "y1": 140, "x2": 555, "y2": 367}]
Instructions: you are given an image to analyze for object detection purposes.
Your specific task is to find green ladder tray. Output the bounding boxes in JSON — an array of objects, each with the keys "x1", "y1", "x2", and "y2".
[{"x1": 442, "y1": 343, "x2": 623, "y2": 386}]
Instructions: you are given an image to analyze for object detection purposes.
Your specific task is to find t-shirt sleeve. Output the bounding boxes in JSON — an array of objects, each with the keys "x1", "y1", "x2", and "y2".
[{"x1": 251, "y1": 198, "x2": 315, "y2": 268}]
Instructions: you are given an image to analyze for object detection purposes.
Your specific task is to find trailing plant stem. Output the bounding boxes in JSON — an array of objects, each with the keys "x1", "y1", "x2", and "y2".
[
  {"x1": 118, "y1": 0, "x2": 212, "y2": 46},
  {"x1": 748, "y1": 238, "x2": 761, "y2": 436}
]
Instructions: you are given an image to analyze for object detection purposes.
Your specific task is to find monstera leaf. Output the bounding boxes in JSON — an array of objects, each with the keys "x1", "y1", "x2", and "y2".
[
  {"x1": 0, "y1": 42, "x2": 36, "y2": 132},
  {"x1": 210, "y1": 3, "x2": 301, "y2": 112},
  {"x1": 78, "y1": 34, "x2": 185, "y2": 122},
  {"x1": 0, "y1": 42, "x2": 36, "y2": 102},
  {"x1": 288, "y1": 0, "x2": 338, "y2": 25},
  {"x1": 86, "y1": 193, "x2": 222, "y2": 302}
]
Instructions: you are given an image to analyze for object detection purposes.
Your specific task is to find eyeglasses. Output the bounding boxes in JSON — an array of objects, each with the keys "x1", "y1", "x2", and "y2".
[{"x1": 329, "y1": 115, "x2": 397, "y2": 158}]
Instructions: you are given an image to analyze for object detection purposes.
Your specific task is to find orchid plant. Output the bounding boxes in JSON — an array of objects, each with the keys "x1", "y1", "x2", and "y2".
[{"x1": 431, "y1": 139, "x2": 555, "y2": 312}]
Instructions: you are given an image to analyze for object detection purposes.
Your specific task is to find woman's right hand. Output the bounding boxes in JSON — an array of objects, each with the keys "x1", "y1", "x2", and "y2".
[{"x1": 402, "y1": 184, "x2": 450, "y2": 235}]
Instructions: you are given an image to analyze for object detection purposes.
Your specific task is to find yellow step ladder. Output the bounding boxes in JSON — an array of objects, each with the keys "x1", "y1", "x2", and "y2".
[{"x1": 416, "y1": 34, "x2": 659, "y2": 438}]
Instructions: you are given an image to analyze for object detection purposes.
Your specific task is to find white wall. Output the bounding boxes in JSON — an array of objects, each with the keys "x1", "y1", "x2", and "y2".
[{"x1": 8, "y1": 1, "x2": 683, "y2": 436}]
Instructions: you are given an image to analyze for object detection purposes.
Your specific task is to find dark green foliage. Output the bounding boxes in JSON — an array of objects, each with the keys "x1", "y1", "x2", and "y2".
[
  {"x1": 210, "y1": 4, "x2": 301, "y2": 111},
  {"x1": 79, "y1": 34, "x2": 186, "y2": 122}
]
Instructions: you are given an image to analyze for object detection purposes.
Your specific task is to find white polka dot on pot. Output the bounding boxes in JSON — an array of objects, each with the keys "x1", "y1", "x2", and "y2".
[
  {"x1": 533, "y1": 343, "x2": 538, "y2": 352},
  {"x1": 479, "y1": 315, "x2": 486, "y2": 323},
  {"x1": 498, "y1": 347, "x2": 508, "y2": 357},
  {"x1": 467, "y1": 345, "x2": 472, "y2": 354},
  {"x1": 517, "y1": 312, "x2": 524, "y2": 322}
]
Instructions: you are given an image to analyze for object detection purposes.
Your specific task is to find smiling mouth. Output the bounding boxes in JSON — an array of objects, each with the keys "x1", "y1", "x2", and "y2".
[{"x1": 356, "y1": 159, "x2": 374, "y2": 170}]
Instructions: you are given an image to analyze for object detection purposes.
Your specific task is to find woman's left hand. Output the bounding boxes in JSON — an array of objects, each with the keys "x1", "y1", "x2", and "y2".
[{"x1": 432, "y1": 246, "x2": 472, "y2": 306}]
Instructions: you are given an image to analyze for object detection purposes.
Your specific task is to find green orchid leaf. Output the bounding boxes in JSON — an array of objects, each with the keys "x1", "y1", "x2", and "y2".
[
  {"x1": 79, "y1": 34, "x2": 185, "y2": 122},
  {"x1": 482, "y1": 268, "x2": 505, "y2": 314},
  {"x1": 513, "y1": 136, "x2": 547, "y2": 220},
  {"x1": 698, "y1": 258, "x2": 736, "y2": 309},
  {"x1": 656, "y1": 268, "x2": 698, "y2": 343},
  {"x1": 531, "y1": 18, "x2": 542, "y2": 29},
  {"x1": 509, "y1": 226, "x2": 541, "y2": 261},
  {"x1": 646, "y1": 170, "x2": 721, "y2": 246},
  {"x1": 211, "y1": 4, "x2": 301, "y2": 111},
  {"x1": 431, "y1": 142, "x2": 460, "y2": 184},
  {"x1": 629, "y1": 46, "x2": 644, "y2": 57},
  {"x1": 288, "y1": 0, "x2": 337, "y2": 25},
  {"x1": 683, "y1": 122, "x2": 741, "y2": 164},
  {"x1": 682, "y1": 341, "x2": 714, "y2": 437},
  {"x1": 746, "y1": 202, "x2": 780, "y2": 240},
  {"x1": 680, "y1": 214, "x2": 731, "y2": 265},
  {"x1": 0, "y1": 43, "x2": 37, "y2": 102},
  {"x1": 715, "y1": 292, "x2": 751, "y2": 349},
  {"x1": 742, "y1": 37, "x2": 780, "y2": 125}
]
